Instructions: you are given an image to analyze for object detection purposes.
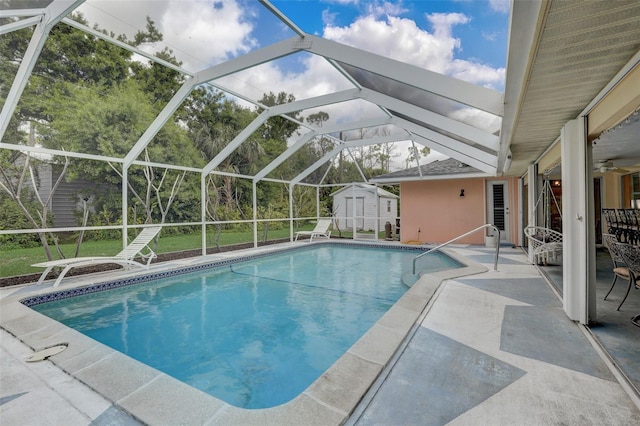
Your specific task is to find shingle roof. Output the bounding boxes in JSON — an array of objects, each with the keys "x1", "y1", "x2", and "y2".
[
  {"x1": 374, "y1": 158, "x2": 483, "y2": 180},
  {"x1": 330, "y1": 183, "x2": 399, "y2": 198}
]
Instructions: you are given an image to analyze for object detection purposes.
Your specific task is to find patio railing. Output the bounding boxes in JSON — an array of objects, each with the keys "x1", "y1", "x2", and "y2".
[{"x1": 412, "y1": 224, "x2": 501, "y2": 275}]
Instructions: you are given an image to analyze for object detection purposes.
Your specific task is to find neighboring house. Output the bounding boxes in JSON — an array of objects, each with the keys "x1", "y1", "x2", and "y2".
[
  {"x1": 37, "y1": 163, "x2": 93, "y2": 228},
  {"x1": 331, "y1": 183, "x2": 398, "y2": 231},
  {"x1": 372, "y1": 158, "x2": 519, "y2": 245}
]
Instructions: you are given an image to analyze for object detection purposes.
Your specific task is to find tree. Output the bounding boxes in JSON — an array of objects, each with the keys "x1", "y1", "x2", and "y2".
[
  {"x1": 2, "y1": 12, "x2": 174, "y2": 128},
  {"x1": 306, "y1": 111, "x2": 329, "y2": 128},
  {"x1": 306, "y1": 112, "x2": 335, "y2": 158},
  {"x1": 405, "y1": 145, "x2": 431, "y2": 168},
  {"x1": 258, "y1": 91, "x2": 302, "y2": 142},
  {"x1": 0, "y1": 125, "x2": 70, "y2": 260},
  {"x1": 109, "y1": 150, "x2": 188, "y2": 228},
  {"x1": 190, "y1": 91, "x2": 263, "y2": 212},
  {"x1": 38, "y1": 79, "x2": 203, "y2": 226}
]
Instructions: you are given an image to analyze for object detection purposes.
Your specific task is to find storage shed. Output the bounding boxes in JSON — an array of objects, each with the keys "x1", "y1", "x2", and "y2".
[{"x1": 331, "y1": 184, "x2": 399, "y2": 231}]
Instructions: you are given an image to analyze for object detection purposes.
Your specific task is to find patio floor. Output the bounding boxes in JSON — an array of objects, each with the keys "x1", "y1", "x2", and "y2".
[
  {"x1": 348, "y1": 245, "x2": 640, "y2": 425},
  {"x1": 1, "y1": 244, "x2": 639, "y2": 425},
  {"x1": 539, "y1": 248, "x2": 640, "y2": 395}
]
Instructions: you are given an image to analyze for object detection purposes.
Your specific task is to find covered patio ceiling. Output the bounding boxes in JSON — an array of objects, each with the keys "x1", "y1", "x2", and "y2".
[
  {"x1": 502, "y1": 0, "x2": 640, "y2": 177},
  {"x1": 0, "y1": 0, "x2": 505, "y2": 185}
]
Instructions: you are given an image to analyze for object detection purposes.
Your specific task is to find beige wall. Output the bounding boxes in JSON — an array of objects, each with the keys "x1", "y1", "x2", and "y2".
[
  {"x1": 599, "y1": 172, "x2": 621, "y2": 208},
  {"x1": 399, "y1": 177, "x2": 519, "y2": 245}
]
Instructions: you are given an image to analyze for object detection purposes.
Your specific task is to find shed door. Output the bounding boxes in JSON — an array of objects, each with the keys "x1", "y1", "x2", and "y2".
[
  {"x1": 487, "y1": 181, "x2": 510, "y2": 242},
  {"x1": 345, "y1": 197, "x2": 364, "y2": 229}
]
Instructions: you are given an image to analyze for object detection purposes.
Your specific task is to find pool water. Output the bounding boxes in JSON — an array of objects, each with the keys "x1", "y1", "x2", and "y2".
[{"x1": 32, "y1": 244, "x2": 461, "y2": 409}]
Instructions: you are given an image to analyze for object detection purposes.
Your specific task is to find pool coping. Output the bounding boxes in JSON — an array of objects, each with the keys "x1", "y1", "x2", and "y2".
[{"x1": 0, "y1": 240, "x2": 487, "y2": 425}]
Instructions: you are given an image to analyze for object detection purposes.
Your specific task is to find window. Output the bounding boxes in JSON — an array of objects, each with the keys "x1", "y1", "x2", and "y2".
[
  {"x1": 633, "y1": 174, "x2": 640, "y2": 208},
  {"x1": 387, "y1": 200, "x2": 391, "y2": 212},
  {"x1": 622, "y1": 172, "x2": 640, "y2": 208}
]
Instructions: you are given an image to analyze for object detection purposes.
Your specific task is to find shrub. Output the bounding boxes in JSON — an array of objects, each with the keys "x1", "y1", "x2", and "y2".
[{"x1": 0, "y1": 196, "x2": 41, "y2": 248}]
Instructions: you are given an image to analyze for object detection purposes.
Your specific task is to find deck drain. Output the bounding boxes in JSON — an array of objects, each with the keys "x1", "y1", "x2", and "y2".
[{"x1": 26, "y1": 344, "x2": 68, "y2": 362}]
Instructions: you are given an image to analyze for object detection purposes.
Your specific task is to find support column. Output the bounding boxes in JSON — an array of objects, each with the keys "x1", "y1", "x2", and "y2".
[
  {"x1": 561, "y1": 117, "x2": 596, "y2": 324},
  {"x1": 122, "y1": 166, "x2": 128, "y2": 251},
  {"x1": 253, "y1": 181, "x2": 258, "y2": 248},
  {"x1": 201, "y1": 174, "x2": 207, "y2": 256},
  {"x1": 374, "y1": 185, "x2": 379, "y2": 241},
  {"x1": 289, "y1": 184, "x2": 294, "y2": 242},
  {"x1": 517, "y1": 177, "x2": 524, "y2": 247},
  {"x1": 527, "y1": 164, "x2": 537, "y2": 264},
  {"x1": 351, "y1": 184, "x2": 356, "y2": 239}
]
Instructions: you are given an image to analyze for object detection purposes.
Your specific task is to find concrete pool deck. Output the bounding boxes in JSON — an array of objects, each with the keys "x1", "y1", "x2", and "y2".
[{"x1": 1, "y1": 242, "x2": 639, "y2": 425}]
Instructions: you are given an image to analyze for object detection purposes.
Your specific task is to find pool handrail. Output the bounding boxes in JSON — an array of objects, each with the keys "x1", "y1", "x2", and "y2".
[{"x1": 412, "y1": 224, "x2": 500, "y2": 275}]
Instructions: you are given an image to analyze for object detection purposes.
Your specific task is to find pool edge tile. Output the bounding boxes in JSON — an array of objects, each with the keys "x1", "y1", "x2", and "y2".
[
  {"x1": 348, "y1": 324, "x2": 405, "y2": 366},
  {"x1": 208, "y1": 393, "x2": 346, "y2": 426},
  {"x1": 304, "y1": 351, "x2": 383, "y2": 416},
  {"x1": 118, "y1": 374, "x2": 225, "y2": 425},
  {"x1": 74, "y1": 351, "x2": 162, "y2": 403},
  {"x1": 1, "y1": 308, "x2": 61, "y2": 341}
]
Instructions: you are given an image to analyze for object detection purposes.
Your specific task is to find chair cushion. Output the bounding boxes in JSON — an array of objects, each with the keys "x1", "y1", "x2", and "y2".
[{"x1": 613, "y1": 267, "x2": 630, "y2": 278}]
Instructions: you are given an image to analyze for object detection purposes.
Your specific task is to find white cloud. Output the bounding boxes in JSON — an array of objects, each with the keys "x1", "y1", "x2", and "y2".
[
  {"x1": 216, "y1": 53, "x2": 353, "y2": 106},
  {"x1": 482, "y1": 31, "x2": 498, "y2": 42},
  {"x1": 324, "y1": 16, "x2": 453, "y2": 74},
  {"x1": 323, "y1": 0, "x2": 359, "y2": 4},
  {"x1": 489, "y1": 0, "x2": 510, "y2": 14},
  {"x1": 364, "y1": 1, "x2": 409, "y2": 18},
  {"x1": 77, "y1": 1, "x2": 165, "y2": 37},
  {"x1": 322, "y1": 9, "x2": 338, "y2": 28},
  {"x1": 159, "y1": 0, "x2": 257, "y2": 71},
  {"x1": 448, "y1": 108, "x2": 501, "y2": 134},
  {"x1": 449, "y1": 59, "x2": 505, "y2": 90},
  {"x1": 426, "y1": 12, "x2": 470, "y2": 38},
  {"x1": 322, "y1": 12, "x2": 503, "y2": 89},
  {"x1": 78, "y1": 0, "x2": 257, "y2": 72}
]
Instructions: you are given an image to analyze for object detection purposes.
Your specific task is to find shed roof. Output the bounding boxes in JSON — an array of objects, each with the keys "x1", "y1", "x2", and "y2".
[{"x1": 330, "y1": 183, "x2": 398, "y2": 199}]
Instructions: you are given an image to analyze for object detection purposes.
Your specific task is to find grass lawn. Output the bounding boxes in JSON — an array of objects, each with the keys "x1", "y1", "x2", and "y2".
[
  {"x1": 1, "y1": 227, "x2": 294, "y2": 278},
  {"x1": 0, "y1": 226, "x2": 385, "y2": 279}
]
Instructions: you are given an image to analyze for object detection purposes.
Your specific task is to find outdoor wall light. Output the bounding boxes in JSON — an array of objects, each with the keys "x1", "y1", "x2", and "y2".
[{"x1": 459, "y1": 189, "x2": 465, "y2": 198}]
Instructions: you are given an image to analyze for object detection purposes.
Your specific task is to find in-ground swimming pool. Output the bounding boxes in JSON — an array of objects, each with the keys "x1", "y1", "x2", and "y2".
[{"x1": 28, "y1": 243, "x2": 462, "y2": 409}]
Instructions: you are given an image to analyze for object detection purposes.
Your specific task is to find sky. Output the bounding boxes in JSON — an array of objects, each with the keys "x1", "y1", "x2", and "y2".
[{"x1": 74, "y1": 0, "x2": 510, "y2": 167}]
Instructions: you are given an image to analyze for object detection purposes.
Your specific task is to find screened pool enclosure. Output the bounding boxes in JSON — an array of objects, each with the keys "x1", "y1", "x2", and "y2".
[{"x1": 0, "y1": 0, "x2": 505, "y2": 262}]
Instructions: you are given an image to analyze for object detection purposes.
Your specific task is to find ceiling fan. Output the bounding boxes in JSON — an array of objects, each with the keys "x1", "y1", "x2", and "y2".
[{"x1": 594, "y1": 160, "x2": 629, "y2": 173}]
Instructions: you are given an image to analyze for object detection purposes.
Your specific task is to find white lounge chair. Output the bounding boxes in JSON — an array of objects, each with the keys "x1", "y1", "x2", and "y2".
[
  {"x1": 294, "y1": 219, "x2": 332, "y2": 242},
  {"x1": 32, "y1": 226, "x2": 162, "y2": 287}
]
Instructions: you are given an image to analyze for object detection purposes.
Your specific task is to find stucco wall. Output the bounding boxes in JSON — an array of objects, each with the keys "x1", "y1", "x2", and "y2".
[
  {"x1": 400, "y1": 178, "x2": 486, "y2": 244},
  {"x1": 400, "y1": 177, "x2": 519, "y2": 245}
]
